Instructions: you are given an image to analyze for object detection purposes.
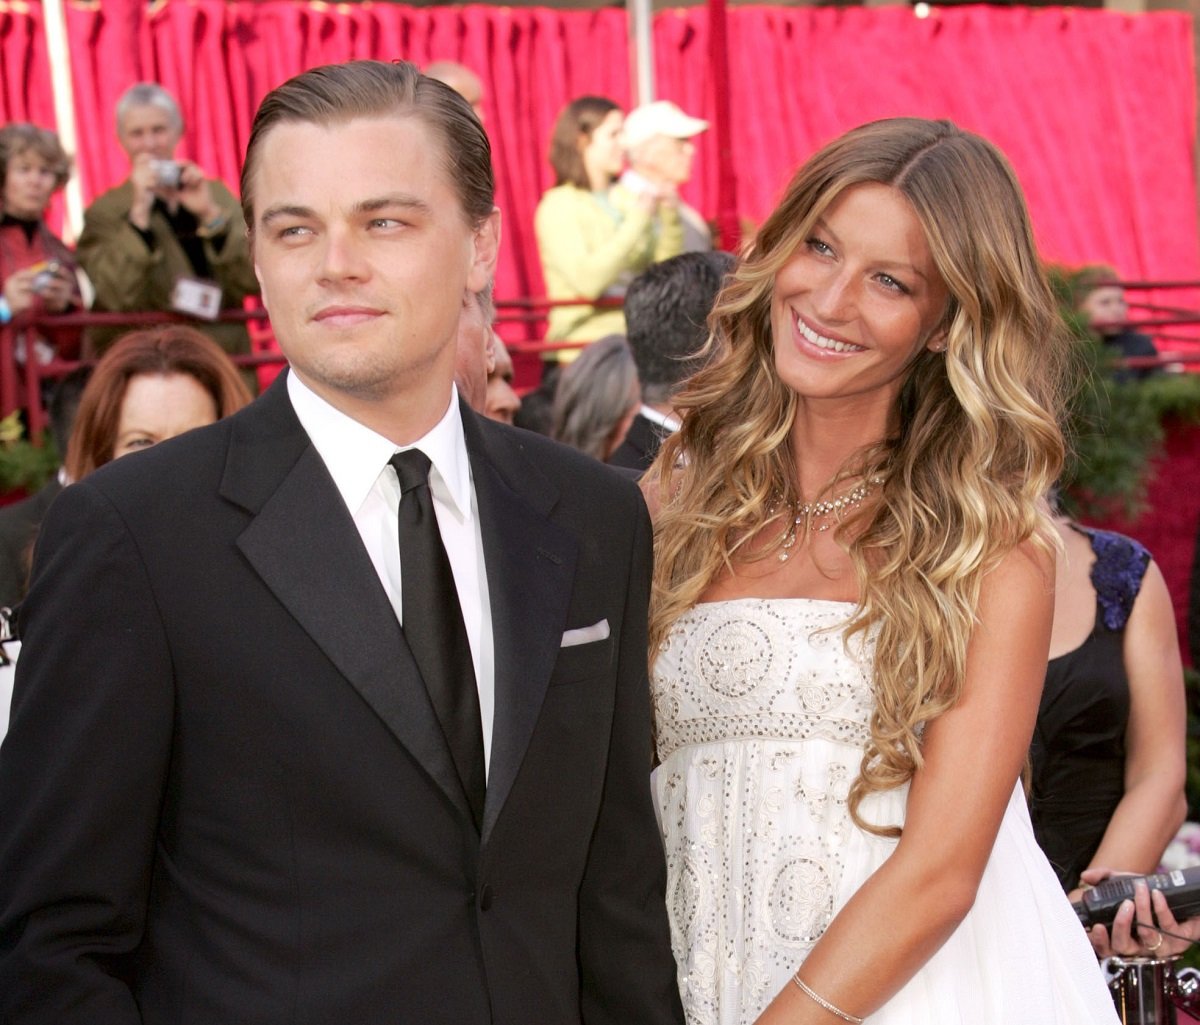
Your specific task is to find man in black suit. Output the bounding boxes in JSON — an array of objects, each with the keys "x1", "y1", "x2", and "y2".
[
  {"x1": 609, "y1": 251, "x2": 734, "y2": 474},
  {"x1": 0, "y1": 61, "x2": 683, "y2": 1025}
]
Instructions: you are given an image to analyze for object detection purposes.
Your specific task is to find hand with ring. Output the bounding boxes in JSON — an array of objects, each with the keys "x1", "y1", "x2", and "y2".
[{"x1": 1081, "y1": 868, "x2": 1200, "y2": 959}]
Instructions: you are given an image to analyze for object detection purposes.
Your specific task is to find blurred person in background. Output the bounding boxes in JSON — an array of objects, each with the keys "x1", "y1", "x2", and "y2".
[
  {"x1": 1071, "y1": 264, "x2": 1160, "y2": 381},
  {"x1": 618, "y1": 101, "x2": 710, "y2": 254},
  {"x1": 551, "y1": 333, "x2": 639, "y2": 462},
  {"x1": 64, "y1": 325, "x2": 252, "y2": 480},
  {"x1": 485, "y1": 334, "x2": 520, "y2": 425},
  {"x1": 535, "y1": 97, "x2": 681, "y2": 363},
  {"x1": 610, "y1": 250, "x2": 733, "y2": 474},
  {"x1": 424, "y1": 61, "x2": 485, "y2": 123},
  {"x1": 451, "y1": 279, "x2": 521, "y2": 427},
  {"x1": 0, "y1": 325, "x2": 249, "y2": 743},
  {"x1": 77, "y1": 83, "x2": 259, "y2": 364},
  {"x1": 452, "y1": 282, "x2": 496, "y2": 415},
  {"x1": 0, "y1": 123, "x2": 86, "y2": 365}
]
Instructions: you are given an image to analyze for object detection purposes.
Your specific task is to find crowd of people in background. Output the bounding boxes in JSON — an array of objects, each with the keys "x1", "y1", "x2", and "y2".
[{"x1": 0, "y1": 56, "x2": 1195, "y2": 1025}]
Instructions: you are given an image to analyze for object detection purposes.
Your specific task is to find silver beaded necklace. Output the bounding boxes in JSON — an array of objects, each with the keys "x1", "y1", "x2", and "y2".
[{"x1": 775, "y1": 475, "x2": 885, "y2": 560}]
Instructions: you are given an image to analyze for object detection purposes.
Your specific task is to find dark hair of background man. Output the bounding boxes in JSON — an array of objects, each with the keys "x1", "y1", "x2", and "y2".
[{"x1": 623, "y1": 250, "x2": 735, "y2": 405}]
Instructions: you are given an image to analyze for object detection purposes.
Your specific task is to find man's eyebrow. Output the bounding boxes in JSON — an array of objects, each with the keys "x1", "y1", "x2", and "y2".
[
  {"x1": 259, "y1": 204, "x2": 316, "y2": 228},
  {"x1": 354, "y1": 194, "x2": 433, "y2": 217}
]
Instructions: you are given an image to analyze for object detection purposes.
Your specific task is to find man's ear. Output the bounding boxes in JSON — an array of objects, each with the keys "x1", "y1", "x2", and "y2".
[
  {"x1": 484, "y1": 327, "x2": 497, "y2": 376},
  {"x1": 467, "y1": 207, "x2": 501, "y2": 294}
]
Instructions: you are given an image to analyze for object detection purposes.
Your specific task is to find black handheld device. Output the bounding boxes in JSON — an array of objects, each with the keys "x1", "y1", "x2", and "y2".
[{"x1": 1072, "y1": 866, "x2": 1200, "y2": 928}]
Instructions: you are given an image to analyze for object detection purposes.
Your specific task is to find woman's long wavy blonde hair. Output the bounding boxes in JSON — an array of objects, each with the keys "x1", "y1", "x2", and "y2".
[{"x1": 647, "y1": 118, "x2": 1071, "y2": 836}]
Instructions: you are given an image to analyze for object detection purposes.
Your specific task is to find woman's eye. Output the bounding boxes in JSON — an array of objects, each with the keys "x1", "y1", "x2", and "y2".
[
  {"x1": 806, "y1": 238, "x2": 833, "y2": 257},
  {"x1": 876, "y1": 274, "x2": 909, "y2": 294}
]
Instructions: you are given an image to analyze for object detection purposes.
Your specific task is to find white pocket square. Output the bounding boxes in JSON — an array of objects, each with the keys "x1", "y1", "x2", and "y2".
[{"x1": 561, "y1": 620, "x2": 610, "y2": 647}]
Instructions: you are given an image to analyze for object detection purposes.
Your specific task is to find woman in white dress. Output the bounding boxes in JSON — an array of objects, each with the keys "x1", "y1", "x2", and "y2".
[{"x1": 644, "y1": 118, "x2": 1119, "y2": 1025}]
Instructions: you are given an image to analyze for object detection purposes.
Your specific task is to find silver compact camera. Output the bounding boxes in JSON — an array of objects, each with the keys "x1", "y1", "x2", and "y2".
[
  {"x1": 151, "y1": 159, "x2": 183, "y2": 189},
  {"x1": 30, "y1": 260, "x2": 62, "y2": 294}
]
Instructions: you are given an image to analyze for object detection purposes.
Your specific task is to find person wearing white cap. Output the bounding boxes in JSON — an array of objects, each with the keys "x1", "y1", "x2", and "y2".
[
  {"x1": 618, "y1": 100, "x2": 711, "y2": 253},
  {"x1": 535, "y1": 96, "x2": 684, "y2": 359}
]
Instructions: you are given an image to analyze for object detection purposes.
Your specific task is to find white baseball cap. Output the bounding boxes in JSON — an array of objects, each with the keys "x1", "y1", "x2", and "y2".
[{"x1": 622, "y1": 101, "x2": 708, "y2": 151}]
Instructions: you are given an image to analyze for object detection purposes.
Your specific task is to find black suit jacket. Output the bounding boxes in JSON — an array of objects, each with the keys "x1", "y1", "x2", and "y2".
[
  {"x1": 0, "y1": 478, "x2": 62, "y2": 608},
  {"x1": 0, "y1": 375, "x2": 682, "y2": 1025},
  {"x1": 607, "y1": 413, "x2": 671, "y2": 476}
]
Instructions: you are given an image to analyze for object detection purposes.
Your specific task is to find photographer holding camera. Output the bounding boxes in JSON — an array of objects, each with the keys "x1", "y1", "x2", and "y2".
[
  {"x1": 0, "y1": 123, "x2": 85, "y2": 365},
  {"x1": 76, "y1": 83, "x2": 258, "y2": 368}
]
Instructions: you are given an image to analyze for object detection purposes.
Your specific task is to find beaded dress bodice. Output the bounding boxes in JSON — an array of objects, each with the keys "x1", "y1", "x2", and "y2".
[{"x1": 652, "y1": 598, "x2": 873, "y2": 763}]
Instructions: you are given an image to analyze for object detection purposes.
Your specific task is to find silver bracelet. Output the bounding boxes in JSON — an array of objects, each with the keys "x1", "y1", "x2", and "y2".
[{"x1": 792, "y1": 972, "x2": 864, "y2": 1024}]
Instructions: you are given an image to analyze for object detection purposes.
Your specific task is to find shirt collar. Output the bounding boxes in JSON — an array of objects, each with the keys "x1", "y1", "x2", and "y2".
[
  {"x1": 639, "y1": 404, "x2": 681, "y2": 432},
  {"x1": 286, "y1": 371, "x2": 472, "y2": 521}
]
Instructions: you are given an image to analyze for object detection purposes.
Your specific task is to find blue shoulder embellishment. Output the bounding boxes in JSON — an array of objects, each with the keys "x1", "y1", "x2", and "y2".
[{"x1": 1084, "y1": 527, "x2": 1152, "y2": 632}]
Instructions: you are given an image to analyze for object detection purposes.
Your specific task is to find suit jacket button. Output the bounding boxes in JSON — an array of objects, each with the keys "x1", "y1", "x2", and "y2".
[{"x1": 479, "y1": 884, "x2": 493, "y2": 911}]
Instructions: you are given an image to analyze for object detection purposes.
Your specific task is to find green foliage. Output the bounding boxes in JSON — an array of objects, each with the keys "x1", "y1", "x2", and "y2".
[
  {"x1": 0, "y1": 411, "x2": 59, "y2": 496},
  {"x1": 1049, "y1": 266, "x2": 1200, "y2": 521}
]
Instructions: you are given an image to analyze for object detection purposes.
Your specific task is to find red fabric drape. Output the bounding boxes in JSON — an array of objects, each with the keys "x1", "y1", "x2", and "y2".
[{"x1": 1, "y1": 1, "x2": 1196, "y2": 345}]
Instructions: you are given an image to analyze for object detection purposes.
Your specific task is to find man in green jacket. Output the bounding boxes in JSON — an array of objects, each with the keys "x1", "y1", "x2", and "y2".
[{"x1": 76, "y1": 83, "x2": 259, "y2": 369}]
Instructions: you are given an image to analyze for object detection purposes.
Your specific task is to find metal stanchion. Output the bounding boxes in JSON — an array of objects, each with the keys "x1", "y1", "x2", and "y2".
[{"x1": 1105, "y1": 956, "x2": 1200, "y2": 1024}]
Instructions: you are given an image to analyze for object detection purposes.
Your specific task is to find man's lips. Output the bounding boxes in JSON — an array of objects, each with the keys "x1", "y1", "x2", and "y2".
[{"x1": 312, "y1": 305, "x2": 385, "y2": 325}]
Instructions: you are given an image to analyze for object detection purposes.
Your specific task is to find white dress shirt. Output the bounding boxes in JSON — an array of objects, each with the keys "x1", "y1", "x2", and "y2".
[{"x1": 287, "y1": 373, "x2": 495, "y2": 774}]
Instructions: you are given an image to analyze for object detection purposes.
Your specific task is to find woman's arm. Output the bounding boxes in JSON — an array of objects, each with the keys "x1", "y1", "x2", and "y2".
[
  {"x1": 754, "y1": 540, "x2": 1054, "y2": 1024},
  {"x1": 1076, "y1": 560, "x2": 1187, "y2": 887}
]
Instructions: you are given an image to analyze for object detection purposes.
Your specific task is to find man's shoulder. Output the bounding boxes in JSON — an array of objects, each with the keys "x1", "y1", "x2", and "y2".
[
  {"x1": 474, "y1": 415, "x2": 644, "y2": 515},
  {"x1": 83, "y1": 181, "x2": 134, "y2": 219},
  {"x1": 83, "y1": 415, "x2": 235, "y2": 500}
]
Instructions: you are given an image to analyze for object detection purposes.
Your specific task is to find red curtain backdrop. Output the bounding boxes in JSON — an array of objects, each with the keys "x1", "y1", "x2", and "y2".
[{"x1": 2, "y1": 1, "x2": 1196, "y2": 335}]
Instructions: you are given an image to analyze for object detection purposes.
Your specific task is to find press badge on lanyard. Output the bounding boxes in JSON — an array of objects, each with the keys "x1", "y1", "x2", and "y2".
[{"x1": 171, "y1": 277, "x2": 223, "y2": 321}]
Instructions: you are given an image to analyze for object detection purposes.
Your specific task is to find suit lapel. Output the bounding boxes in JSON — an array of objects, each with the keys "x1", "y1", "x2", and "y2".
[
  {"x1": 463, "y1": 410, "x2": 578, "y2": 844},
  {"x1": 222, "y1": 377, "x2": 473, "y2": 825}
]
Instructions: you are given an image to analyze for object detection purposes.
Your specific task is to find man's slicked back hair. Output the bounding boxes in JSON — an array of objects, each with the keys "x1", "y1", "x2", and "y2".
[{"x1": 240, "y1": 59, "x2": 494, "y2": 229}]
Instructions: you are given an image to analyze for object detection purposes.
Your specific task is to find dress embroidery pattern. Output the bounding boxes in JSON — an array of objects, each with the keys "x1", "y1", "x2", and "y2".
[{"x1": 652, "y1": 599, "x2": 874, "y2": 1024}]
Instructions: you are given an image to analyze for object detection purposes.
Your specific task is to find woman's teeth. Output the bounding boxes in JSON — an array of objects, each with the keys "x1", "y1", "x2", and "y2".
[{"x1": 797, "y1": 318, "x2": 863, "y2": 353}]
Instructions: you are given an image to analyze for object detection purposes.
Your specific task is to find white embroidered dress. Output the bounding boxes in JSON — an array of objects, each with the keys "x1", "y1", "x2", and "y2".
[{"x1": 651, "y1": 598, "x2": 1119, "y2": 1025}]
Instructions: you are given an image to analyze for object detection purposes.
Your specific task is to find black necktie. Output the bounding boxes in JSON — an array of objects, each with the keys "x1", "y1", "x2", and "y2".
[{"x1": 390, "y1": 449, "x2": 486, "y2": 829}]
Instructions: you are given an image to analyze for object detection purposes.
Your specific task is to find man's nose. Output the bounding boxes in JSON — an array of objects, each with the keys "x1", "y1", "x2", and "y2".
[{"x1": 318, "y1": 228, "x2": 370, "y2": 283}]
